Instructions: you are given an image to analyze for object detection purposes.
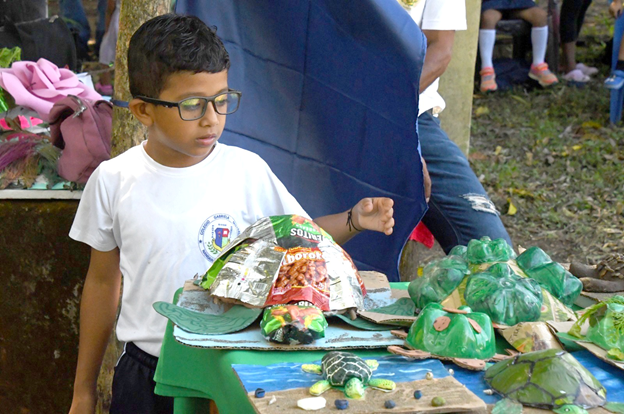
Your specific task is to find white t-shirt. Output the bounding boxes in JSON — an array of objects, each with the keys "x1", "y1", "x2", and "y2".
[
  {"x1": 398, "y1": 0, "x2": 467, "y2": 116},
  {"x1": 70, "y1": 142, "x2": 308, "y2": 356}
]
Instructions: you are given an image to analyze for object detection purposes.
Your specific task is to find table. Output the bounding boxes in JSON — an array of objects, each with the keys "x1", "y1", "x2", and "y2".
[
  {"x1": 154, "y1": 284, "x2": 409, "y2": 414},
  {"x1": 153, "y1": 285, "x2": 619, "y2": 414}
]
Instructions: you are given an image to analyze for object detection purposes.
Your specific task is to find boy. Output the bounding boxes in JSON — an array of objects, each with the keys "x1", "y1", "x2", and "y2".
[{"x1": 68, "y1": 14, "x2": 395, "y2": 414}]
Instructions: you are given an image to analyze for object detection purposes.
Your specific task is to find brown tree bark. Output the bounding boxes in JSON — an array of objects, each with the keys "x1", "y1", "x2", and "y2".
[
  {"x1": 110, "y1": 0, "x2": 172, "y2": 157},
  {"x1": 98, "y1": 1, "x2": 172, "y2": 413}
]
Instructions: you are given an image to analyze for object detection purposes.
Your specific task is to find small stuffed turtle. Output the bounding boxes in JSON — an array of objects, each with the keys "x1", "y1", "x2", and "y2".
[
  {"x1": 302, "y1": 351, "x2": 395, "y2": 399},
  {"x1": 485, "y1": 349, "x2": 607, "y2": 414}
]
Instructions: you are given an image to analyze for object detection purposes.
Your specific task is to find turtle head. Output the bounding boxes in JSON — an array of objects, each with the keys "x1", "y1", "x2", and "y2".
[{"x1": 553, "y1": 405, "x2": 589, "y2": 414}]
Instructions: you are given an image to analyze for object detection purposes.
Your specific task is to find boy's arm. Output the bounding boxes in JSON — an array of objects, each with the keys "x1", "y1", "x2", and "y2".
[
  {"x1": 69, "y1": 248, "x2": 122, "y2": 414},
  {"x1": 314, "y1": 198, "x2": 394, "y2": 245}
]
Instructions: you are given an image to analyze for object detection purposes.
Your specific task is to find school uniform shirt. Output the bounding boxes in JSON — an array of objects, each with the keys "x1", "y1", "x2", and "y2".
[
  {"x1": 70, "y1": 141, "x2": 308, "y2": 356},
  {"x1": 398, "y1": 0, "x2": 467, "y2": 116}
]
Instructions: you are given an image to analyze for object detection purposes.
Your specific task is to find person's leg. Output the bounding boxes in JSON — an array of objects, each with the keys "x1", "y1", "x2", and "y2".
[
  {"x1": 418, "y1": 112, "x2": 512, "y2": 252},
  {"x1": 560, "y1": 0, "x2": 582, "y2": 73},
  {"x1": 479, "y1": 9, "x2": 502, "y2": 92},
  {"x1": 110, "y1": 343, "x2": 174, "y2": 414},
  {"x1": 95, "y1": 0, "x2": 108, "y2": 56},
  {"x1": 59, "y1": 0, "x2": 91, "y2": 56},
  {"x1": 513, "y1": 7, "x2": 558, "y2": 86}
]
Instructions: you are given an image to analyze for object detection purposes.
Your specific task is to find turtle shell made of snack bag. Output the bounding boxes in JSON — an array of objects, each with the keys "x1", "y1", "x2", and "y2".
[
  {"x1": 301, "y1": 351, "x2": 395, "y2": 399},
  {"x1": 485, "y1": 349, "x2": 607, "y2": 411}
]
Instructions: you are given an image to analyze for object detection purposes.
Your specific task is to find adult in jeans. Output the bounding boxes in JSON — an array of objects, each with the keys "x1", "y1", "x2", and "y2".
[{"x1": 397, "y1": 0, "x2": 513, "y2": 251}]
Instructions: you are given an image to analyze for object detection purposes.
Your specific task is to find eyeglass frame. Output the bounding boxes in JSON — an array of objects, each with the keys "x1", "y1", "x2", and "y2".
[{"x1": 135, "y1": 89, "x2": 242, "y2": 121}]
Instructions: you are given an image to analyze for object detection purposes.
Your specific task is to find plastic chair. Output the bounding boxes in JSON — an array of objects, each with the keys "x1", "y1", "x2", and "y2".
[{"x1": 609, "y1": 12, "x2": 624, "y2": 124}]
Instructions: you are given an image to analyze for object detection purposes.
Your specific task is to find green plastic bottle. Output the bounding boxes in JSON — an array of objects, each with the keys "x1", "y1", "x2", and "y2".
[{"x1": 465, "y1": 237, "x2": 516, "y2": 264}]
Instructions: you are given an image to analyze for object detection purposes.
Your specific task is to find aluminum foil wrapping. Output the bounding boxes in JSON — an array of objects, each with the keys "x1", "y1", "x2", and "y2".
[{"x1": 202, "y1": 215, "x2": 366, "y2": 311}]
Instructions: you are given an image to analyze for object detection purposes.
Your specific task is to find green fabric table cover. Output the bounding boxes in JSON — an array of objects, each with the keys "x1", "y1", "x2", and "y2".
[{"x1": 154, "y1": 283, "x2": 410, "y2": 414}]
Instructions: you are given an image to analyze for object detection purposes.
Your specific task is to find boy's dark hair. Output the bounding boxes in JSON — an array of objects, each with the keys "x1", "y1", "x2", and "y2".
[{"x1": 128, "y1": 14, "x2": 230, "y2": 98}]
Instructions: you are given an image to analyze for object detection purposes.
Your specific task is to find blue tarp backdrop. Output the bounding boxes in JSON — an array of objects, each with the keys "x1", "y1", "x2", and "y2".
[{"x1": 176, "y1": 0, "x2": 428, "y2": 281}]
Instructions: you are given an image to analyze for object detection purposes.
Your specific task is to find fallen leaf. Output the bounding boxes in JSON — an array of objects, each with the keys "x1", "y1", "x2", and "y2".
[
  {"x1": 581, "y1": 120, "x2": 602, "y2": 130},
  {"x1": 525, "y1": 152, "x2": 534, "y2": 166},
  {"x1": 469, "y1": 151, "x2": 488, "y2": 161},
  {"x1": 506, "y1": 198, "x2": 517, "y2": 215},
  {"x1": 510, "y1": 95, "x2": 529, "y2": 106},
  {"x1": 475, "y1": 106, "x2": 489, "y2": 117},
  {"x1": 494, "y1": 146, "x2": 502, "y2": 156},
  {"x1": 572, "y1": 144, "x2": 583, "y2": 151}
]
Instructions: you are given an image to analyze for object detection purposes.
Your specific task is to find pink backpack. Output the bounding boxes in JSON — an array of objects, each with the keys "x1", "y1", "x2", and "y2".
[{"x1": 49, "y1": 95, "x2": 113, "y2": 183}]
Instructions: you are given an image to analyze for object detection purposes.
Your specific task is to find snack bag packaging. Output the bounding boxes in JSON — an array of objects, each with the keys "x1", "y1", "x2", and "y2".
[
  {"x1": 201, "y1": 215, "x2": 366, "y2": 311},
  {"x1": 260, "y1": 302, "x2": 328, "y2": 345}
]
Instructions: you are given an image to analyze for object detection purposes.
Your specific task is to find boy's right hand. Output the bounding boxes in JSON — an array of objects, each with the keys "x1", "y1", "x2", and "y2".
[{"x1": 610, "y1": 1, "x2": 623, "y2": 18}]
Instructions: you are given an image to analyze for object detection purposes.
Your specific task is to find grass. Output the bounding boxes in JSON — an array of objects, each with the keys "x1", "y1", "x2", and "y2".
[{"x1": 470, "y1": 49, "x2": 623, "y2": 264}]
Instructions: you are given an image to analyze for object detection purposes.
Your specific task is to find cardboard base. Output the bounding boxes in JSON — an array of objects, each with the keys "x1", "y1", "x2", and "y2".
[{"x1": 246, "y1": 376, "x2": 487, "y2": 414}]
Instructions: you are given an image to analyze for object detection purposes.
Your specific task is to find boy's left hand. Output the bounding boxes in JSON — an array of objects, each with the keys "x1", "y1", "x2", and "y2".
[{"x1": 353, "y1": 198, "x2": 395, "y2": 235}]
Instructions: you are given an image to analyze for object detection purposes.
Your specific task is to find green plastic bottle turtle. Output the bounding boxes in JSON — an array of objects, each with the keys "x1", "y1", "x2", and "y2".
[
  {"x1": 301, "y1": 351, "x2": 396, "y2": 399},
  {"x1": 485, "y1": 349, "x2": 607, "y2": 414}
]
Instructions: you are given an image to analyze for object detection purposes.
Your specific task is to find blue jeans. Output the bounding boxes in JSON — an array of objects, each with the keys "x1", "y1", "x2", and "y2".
[
  {"x1": 418, "y1": 111, "x2": 512, "y2": 252},
  {"x1": 59, "y1": 0, "x2": 90, "y2": 50}
]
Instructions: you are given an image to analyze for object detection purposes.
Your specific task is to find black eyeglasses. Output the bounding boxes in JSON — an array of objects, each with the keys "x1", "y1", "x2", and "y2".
[{"x1": 136, "y1": 90, "x2": 242, "y2": 121}]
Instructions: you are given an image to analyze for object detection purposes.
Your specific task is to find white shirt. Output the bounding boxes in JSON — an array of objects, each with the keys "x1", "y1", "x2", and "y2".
[
  {"x1": 70, "y1": 142, "x2": 308, "y2": 356},
  {"x1": 398, "y1": 0, "x2": 467, "y2": 115}
]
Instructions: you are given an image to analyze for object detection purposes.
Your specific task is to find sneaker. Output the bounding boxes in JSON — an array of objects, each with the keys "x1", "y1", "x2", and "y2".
[
  {"x1": 529, "y1": 63, "x2": 559, "y2": 87},
  {"x1": 604, "y1": 70, "x2": 624, "y2": 89},
  {"x1": 95, "y1": 82, "x2": 113, "y2": 96},
  {"x1": 576, "y1": 63, "x2": 599, "y2": 76},
  {"x1": 480, "y1": 67, "x2": 498, "y2": 92},
  {"x1": 562, "y1": 69, "x2": 590, "y2": 84}
]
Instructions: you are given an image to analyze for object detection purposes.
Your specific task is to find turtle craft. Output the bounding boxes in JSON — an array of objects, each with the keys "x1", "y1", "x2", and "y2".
[
  {"x1": 387, "y1": 303, "x2": 511, "y2": 370},
  {"x1": 568, "y1": 295, "x2": 624, "y2": 361},
  {"x1": 301, "y1": 351, "x2": 396, "y2": 399},
  {"x1": 485, "y1": 349, "x2": 607, "y2": 414}
]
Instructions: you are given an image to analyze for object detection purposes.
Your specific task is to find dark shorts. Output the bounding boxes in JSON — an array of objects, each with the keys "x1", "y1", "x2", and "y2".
[
  {"x1": 482, "y1": 0, "x2": 537, "y2": 12},
  {"x1": 110, "y1": 342, "x2": 174, "y2": 414}
]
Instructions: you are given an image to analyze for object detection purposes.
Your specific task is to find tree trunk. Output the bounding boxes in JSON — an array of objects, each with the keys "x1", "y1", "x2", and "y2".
[
  {"x1": 110, "y1": 0, "x2": 172, "y2": 157},
  {"x1": 98, "y1": 1, "x2": 172, "y2": 413}
]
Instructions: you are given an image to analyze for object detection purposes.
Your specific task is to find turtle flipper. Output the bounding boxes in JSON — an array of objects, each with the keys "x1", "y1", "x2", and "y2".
[
  {"x1": 344, "y1": 377, "x2": 365, "y2": 399},
  {"x1": 309, "y1": 380, "x2": 331, "y2": 396},
  {"x1": 365, "y1": 359, "x2": 379, "y2": 371},
  {"x1": 368, "y1": 378, "x2": 396, "y2": 392},
  {"x1": 301, "y1": 364, "x2": 323, "y2": 375},
  {"x1": 492, "y1": 399, "x2": 522, "y2": 414},
  {"x1": 553, "y1": 405, "x2": 588, "y2": 414}
]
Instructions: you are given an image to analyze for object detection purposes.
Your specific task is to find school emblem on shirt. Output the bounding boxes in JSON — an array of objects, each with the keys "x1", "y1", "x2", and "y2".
[{"x1": 198, "y1": 213, "x2": 241, "y2": 262}]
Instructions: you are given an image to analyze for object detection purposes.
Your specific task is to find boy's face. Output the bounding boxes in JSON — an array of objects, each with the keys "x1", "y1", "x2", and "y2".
[{"x1": 141, "y1": 70, "x2": 229, "y2": 168}]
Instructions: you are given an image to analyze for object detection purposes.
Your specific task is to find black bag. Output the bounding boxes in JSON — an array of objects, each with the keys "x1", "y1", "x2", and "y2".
[
  {"x1": 0, "y1": 16, "x2": 77, "y2": 71},
  {"x1": 0, "y1": 0, "x2": 46, "y2": 25}
]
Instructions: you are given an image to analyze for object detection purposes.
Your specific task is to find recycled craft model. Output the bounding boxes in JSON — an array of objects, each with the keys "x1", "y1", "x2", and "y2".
[
  {"x1": 387, "y1": 303, "x2": 510, "y2": 370},
  {"x1": 568, "y1": 295, "x2": 624, "y2": 361},
  {"x1": 198, "y1": 215, "x2": 366, "y2": 343},
  {"x1": 408, "y1": 237, "x2": 580, "y2": 327},
  {"x1": 485, "y1": 349, "x2": 607, "y2": 414},
  {"x1": 301, "y1": 351, "x2": 396, "y2": 399},
  {"x1": 201, "y1": 215, "x2": 365, "y2": 312}
]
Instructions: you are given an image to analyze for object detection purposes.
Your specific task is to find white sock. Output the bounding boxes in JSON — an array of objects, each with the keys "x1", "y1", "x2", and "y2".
[
  {"x1": 479, "y1": 29, "x2": 496, "y2": 69},
  {"x1": 531, "y1": 26, "x2": 548, "y2": 66}
]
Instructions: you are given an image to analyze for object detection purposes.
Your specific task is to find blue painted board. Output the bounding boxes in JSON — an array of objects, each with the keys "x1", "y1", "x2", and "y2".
[{"x1": 232, "y1": 356, "x2": 449, "y2": 393}]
